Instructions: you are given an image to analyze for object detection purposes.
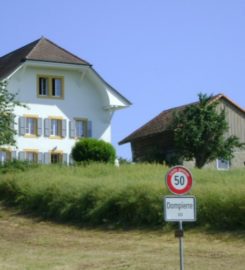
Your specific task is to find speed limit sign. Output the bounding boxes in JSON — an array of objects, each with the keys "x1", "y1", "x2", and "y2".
[{"x1": 165, "y1": 166, "x2": 193, "y2": 195}]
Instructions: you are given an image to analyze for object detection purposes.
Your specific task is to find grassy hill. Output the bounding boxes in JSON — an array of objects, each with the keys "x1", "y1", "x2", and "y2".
[{"x1": 0, "y1": 163, "x2": 244, "y2": 230}]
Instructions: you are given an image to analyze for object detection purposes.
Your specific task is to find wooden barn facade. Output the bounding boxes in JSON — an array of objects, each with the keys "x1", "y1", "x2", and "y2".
[{"x1": 119, "y1": 94, "x2": 245, "y2": 169}]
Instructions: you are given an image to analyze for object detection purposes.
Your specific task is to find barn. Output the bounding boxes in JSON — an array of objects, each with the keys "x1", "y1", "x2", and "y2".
[{"x1": 119, "y1": 94, "x2": 245, "y2": 169}]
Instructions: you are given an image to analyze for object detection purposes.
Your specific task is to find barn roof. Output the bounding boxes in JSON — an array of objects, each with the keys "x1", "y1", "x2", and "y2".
[{"x1": 119, "y1": 94, "x2": 245, "y2": 145}]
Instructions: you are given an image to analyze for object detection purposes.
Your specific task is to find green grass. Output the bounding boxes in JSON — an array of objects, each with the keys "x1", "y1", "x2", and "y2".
[
  {"x1": 0, "y1": 204, "x2": 244, "y2": 270},
  {"x1": 0, "y1": 163, "x2": 244, "y2": 230}
]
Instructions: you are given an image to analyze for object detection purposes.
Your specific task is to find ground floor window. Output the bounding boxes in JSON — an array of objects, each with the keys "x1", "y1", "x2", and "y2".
[
  {"x1": 0, "y1": 150, "x2": 11, "y2": 164},
  {"x1": 51, "y1": 153, "x2": 63, "y2": 164},
  {"x1": 16, "y1": 151, "x2": 68, "y2": 165},
  {"x1": 216, "y1": 159, "x2": 230, "y2": 170},
  {"x1": 25, "y1": 152, "x2": 38, "y2": 163},
  {"x1": 19, "y1": 151, "x2": 39, "y2": 163},
  {"x1": 0, "y1": 151, "x2": 6, "y2": 164}
]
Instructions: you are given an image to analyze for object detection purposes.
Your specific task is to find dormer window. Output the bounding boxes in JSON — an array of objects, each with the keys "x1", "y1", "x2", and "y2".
[{"x1": 37, "y1": 75, "x2": 64, "y2": 99}]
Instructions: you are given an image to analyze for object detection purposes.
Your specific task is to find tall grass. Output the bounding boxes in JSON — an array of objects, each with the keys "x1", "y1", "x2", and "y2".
[{"x1": 0, "y1": 163, "x2": 244, "y2": 230}]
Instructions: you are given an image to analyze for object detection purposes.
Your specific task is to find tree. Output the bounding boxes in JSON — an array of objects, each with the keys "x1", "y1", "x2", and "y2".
[
  {"x1": 172, "y1": 93, "x2": 244, "y2": 168},
  {"x1": 0, "y1": 81, "x2": 21, "y2": 146}
]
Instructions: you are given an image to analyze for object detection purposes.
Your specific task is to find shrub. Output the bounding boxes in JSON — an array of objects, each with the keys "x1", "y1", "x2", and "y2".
[
  {"x1": 0, "y1": 160, "x2": 38, "y2": 174},
  {"x1": 71, "y1": 138, "x2": 116, "y2": 163}
]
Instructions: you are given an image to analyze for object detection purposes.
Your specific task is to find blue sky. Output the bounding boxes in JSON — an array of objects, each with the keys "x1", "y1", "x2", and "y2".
[{"x1": 1, "y1": 0, "x2": 245, "y2": 160}]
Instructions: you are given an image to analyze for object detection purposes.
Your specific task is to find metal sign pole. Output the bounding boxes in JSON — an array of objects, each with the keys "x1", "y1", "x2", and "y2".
[
  {"x1": 179, "y1": 221, "x2": 184, "y2": 270},
  {"x1": 164, "y1": 166, "x2": 196, "y2": 270}
]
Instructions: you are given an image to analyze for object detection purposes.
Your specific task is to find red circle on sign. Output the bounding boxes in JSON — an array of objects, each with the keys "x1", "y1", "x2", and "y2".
[{"x1": 165, "y1": 166, "x2": 193, "y2": 195}]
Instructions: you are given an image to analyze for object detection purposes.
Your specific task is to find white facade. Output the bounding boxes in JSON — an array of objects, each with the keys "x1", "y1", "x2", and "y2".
[{"x1": 3, "y1": 60, "x2": 129, "y2": 164}]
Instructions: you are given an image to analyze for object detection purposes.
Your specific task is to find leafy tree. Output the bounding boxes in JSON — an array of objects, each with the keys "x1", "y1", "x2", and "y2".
[
  {"x1": 72, "y1": 138, "x2": 116, "y2": 163},
  {"x1": 172, "y1": 93, "x2": 244, "y2": 168},
  {"x1": 0, "y1": 81, "x2": 21, "y2": 146}
]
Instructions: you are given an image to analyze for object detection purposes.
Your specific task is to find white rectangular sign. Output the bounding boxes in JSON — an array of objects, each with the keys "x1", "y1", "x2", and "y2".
[{"x1": 164, "y1": 195, "x2": 196, "y2": 222}]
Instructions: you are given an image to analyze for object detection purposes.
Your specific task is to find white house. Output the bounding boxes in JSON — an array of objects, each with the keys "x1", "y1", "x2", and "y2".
[{"x1": 0, "y1": 37, "x2": 131, "y2": 164}]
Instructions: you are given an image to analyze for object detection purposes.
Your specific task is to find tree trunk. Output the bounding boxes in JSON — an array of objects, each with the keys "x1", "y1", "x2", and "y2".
[{"x1": 195, "y1": 156, "x2": 206, "y2": 169}]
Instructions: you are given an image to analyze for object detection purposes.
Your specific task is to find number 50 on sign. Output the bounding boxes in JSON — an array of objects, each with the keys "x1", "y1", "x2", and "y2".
[{"x1": 165, "y1": 166, "x2": 193, "y2": 195}]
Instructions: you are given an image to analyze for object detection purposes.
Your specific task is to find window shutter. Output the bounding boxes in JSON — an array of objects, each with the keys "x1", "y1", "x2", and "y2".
[
  {"x1": 44, "y1": 119, "x2": 51, "y2": 137},
  {"x1": 19, "y1": 117, "x2": 26, "y2": 135},
  {"x1": 38, "y1": 153, "x2": 43, "y2": 164},
  {"x1": 11, "y1": 151, "x2": 17, "y2": 160},
  {"x1": 44, "y1": 153, "x2": 50, "y2": 164},
  {"x1": 69, "y1": 120, "x2": 76, "y2": 138},
  {"x1": 0, "y1": 152, "x2": 6, "y2": 164},
  {"x1": 88, "y1": 121, "x2": 92, "y2": 137},
  {"x1": 19, "y1": 151, "x2": 25, "y2": 161},
  {"x1": 63, "y1": 153, "x2": 68, "y2": 165},
  {"x1": 62, "y1": 119, "x2": 67, "y2": 137},
  {"x1": 37, "y1": 118, "x2": 42, "y2": 136}
]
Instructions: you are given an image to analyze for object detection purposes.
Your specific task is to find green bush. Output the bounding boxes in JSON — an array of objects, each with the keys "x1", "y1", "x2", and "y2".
[
  {"x1": 0, "y1": 160, "x2": 38, "y2": 174},
  {"x1": 71, "y1": 138, "x2": 116, "y2": 163}
]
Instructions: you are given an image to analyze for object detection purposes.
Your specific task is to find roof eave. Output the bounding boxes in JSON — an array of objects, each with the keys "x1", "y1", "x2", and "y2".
[
  {"x1": 1, "y1": 59, "x2": 91, "y2": 81},
  {"x1": 217, "y1": 94, "x2": 245, "y2": 114},
  {"x1": 119, "y1": 129, "x2": 169, "y2": 145},
  {"x1": 90, "y1": 67, "x2": 132, "y2": 107},
  {"x1": 1, "y1": 63, "x2": 24, "y2": 81},
  {"x1": 25, "y1": 58, "x2": 92, "y2": 67}
]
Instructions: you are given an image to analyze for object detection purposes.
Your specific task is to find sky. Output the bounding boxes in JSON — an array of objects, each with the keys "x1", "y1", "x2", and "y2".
[{"x1": 1, "y1": 0, "x2": 245, "y2": 160}]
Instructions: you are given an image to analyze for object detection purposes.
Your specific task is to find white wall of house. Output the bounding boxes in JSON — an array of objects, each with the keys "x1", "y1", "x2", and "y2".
[{"x1": 4, "y1": 62, "x2": 124, "y2": 164}]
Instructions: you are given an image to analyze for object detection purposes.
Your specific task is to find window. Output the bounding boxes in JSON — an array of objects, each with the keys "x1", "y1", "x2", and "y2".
[
  {"x1": 25, "y1": 118, "x2": 37, "y2": 135},
  {"x1": 52, "y1": 78, "x2": 62, "y2": 97},
  {"x1": 26, "y1": 152, "x2": 38, "y2": 163},
  {"x1": 75, "y1": 119, "x2": 87, "y2": 138},
  {"x1": 19, "y1": 116, "x2": 42, "y2": 137},
  {"x1": 70, "y1": 119, "x2": 92, "y2": 138},
  {"x1": 19, "y1": 150, "x2": 39, "y2": 164},
  {"x1": 51, "y1": 153, "x2": 63, "y2": 164},
  {"x1": 51, "y1": 119, "x2": 62, "y2": 136},
  {"x1": 0, "y1": 151, "x2": 5, "y2": 163},
  {"x1": 0, "y1": 150, "x2": 11, "y2": 164},
  {"x1": 217, "y1": 159, "x2": 230, "y2": 170},
  {"x1": 44, "y1": 152, "x2": 67, "y2": 164},
  {"x1": 37, "y1": 75, "x2": 64, "y2": 99},
  {"x1": 39, "y1": 77, "x2": 48, "y2": 96},
  {"x1": 44, "y1": 118, "x2": 66, "y2": 138}
]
